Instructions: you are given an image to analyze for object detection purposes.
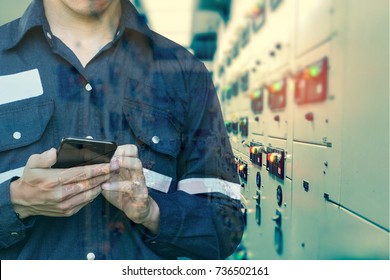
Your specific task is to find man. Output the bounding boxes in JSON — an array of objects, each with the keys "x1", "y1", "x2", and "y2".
[{"x1": 0, "y1": 0, "x2": 244, "y2": 259}]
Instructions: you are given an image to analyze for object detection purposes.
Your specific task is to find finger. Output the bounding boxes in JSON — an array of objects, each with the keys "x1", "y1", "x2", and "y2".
[
  {"x1": 102, "y1": 180, "x2": 148, "y2": 198},
  {"x1": 26, "y1": 148, "x2": 57, "y2": 169},
  {"x1": 113, "y1": 144, "x2": 138, "y2": 158},
  {"x1": 59, "y1": 173, "x2": 110, "y2": 200},
  {"x1": 59, "y1": 186, "x2": 102, "y2": 212},
  {"x1": 27, "y1": 186, "x2": 101, "y2": 217},
  {"x1": 110, "y1": 145, "x2": 138, "y2": 171},
  {"x1": 116, "y1": 157, "x2": 143, "y2": 172},
  {"x1": 57, "y1": 163, "x2": 111, "y2": 185}
]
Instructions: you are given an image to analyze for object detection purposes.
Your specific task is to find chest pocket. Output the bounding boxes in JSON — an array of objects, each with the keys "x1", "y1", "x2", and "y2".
[
  {"x1": 0, "y1": 98, "x2": 55, "y2": 153},
  {"x1": 122, "y1": 99, "x2": 182, "y2": 158}
]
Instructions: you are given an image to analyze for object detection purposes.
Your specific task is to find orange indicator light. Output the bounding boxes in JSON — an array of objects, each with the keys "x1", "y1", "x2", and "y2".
[
  {"x1": 304, "y1": 68, "x2": 311, "y2": 80},
  {"x1": 269, "y1": 153, "x2": 278, "y2": 163}
]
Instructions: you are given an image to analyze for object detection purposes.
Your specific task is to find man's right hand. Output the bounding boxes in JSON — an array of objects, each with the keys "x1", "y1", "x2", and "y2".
[{"x1": 9, "y1": 148, "x2": 113, "y2": 219}]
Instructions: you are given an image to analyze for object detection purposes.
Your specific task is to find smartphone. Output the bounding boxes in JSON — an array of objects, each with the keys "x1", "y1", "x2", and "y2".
[{"x1": 51, "y1": 137, "x2": 118, "y2": 168}]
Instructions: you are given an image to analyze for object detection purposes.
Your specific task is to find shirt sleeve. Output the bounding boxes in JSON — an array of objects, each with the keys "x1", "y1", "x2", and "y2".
[
  {"x1": 141, "y1": 60, "x2": 245, "y2": 259},
  {"x1": 0, "y1": 178, "x2": 28, "y2": 249}
]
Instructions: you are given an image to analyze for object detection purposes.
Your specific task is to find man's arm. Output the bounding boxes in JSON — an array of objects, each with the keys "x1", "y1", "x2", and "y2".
[
  {"x1": 141, "y1": 60, "x2": 244, "y2": 259},
  {"x1": 0, "y1": 148, "x2": 112, "y2": 249}
]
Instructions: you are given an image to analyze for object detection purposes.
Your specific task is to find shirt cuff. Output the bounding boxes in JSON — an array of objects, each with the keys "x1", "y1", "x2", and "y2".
[
  {"x1": 139, "y1": 189, "x2": 185, "y2": 243},
  {"x1": 0, "y1": 177, "x2": 34, "y2": 249}
]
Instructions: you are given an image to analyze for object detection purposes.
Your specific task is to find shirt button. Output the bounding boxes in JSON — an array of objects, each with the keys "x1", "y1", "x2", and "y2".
[
  {"x1": 46, "y1": 32, "x2": 52, "y2": 39},
  {"x1": 152, "y1": 136, "x2": 160, "y2": 144},
  {"x1": 10, "y1": 232, "x2": 19, "y2": 237},
  {"x1": 13, "y1": 131, "x2": 22, "y2": 140},
  {"x1": 85, "y1": 83, "x2": 93, "y2": 92},
  {"x1": 86, "y1": 252, "x2": 95, "y2": 260},
  {"x1": 86, "y1": 136, "x2": 94, "y2": 139}
]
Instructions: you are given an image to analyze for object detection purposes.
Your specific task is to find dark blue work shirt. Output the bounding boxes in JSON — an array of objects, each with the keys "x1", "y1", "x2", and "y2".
[{"x1": 0, "y1": 0, "x2": 243, "y2": 259}]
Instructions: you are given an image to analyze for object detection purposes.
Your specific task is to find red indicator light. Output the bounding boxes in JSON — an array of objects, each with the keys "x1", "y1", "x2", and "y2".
[{"x1": 305, "y1": 112, "x2": 314, "y2": 121}]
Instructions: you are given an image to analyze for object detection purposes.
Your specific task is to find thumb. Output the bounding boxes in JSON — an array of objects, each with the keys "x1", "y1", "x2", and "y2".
[{"x1": 26, "y1": 148, "x2": 57, "y2": 169}]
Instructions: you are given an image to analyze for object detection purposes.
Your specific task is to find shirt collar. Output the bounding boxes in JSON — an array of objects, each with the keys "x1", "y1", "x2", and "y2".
[
  {"x1": 120, "y1": 0, "x2": 154, "y2": 40},
  {"x1": 5, "y1": 0, "x2": 48, "y2": 50},
  {"x1": 6, "y1": 0, "x2": 154, "y2": 50}
]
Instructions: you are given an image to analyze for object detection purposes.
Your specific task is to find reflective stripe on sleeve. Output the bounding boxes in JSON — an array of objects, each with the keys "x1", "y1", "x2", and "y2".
[
  {"x1": 0, "y1": 167, "x2": 25, "y2": 184},
  {"x1": 143, "y1": 168, "x2": 172, "y2": 193},
  {"x1": 177, "y1": 178, "x2": 241, "y2": 200}
]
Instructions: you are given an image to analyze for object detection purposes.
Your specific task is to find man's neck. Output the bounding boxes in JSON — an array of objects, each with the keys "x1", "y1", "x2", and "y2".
[{"x1": 43, "y1": 0, "x2": 122, "y2": 67}]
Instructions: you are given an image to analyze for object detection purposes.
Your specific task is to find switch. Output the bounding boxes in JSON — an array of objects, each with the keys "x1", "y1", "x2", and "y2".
[
  {"x1": 250, "y1": 142, "x2": 264, "y2": 167},
  {"x1": 303, "y1": 181, "x2": 309, "y2": 192},
  {"x1": 256, "y1": 172, "x2": 262, "y2": 188},
  {"x1": 276, "y1": 185, "x2": 283, "y2": 207},
  {"x1": 272, "y1": 209, "x2": 282, "y2": 227},
  {"x1": 256, "y1": 204, "x2": 262, "y2": 226},
  {"x1": 266, "y1": 147, "x2": 286, "y2": 179}
]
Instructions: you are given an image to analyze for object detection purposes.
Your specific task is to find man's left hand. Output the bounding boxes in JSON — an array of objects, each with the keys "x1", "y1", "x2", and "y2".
[{"x1": 102, "y1": 145, "x2": 160, "y2": 234}]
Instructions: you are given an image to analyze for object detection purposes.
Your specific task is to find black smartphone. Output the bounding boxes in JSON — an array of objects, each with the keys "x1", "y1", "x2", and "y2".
[{"x1": 51, "y1": 137, "x2": 118, "y2": 168}]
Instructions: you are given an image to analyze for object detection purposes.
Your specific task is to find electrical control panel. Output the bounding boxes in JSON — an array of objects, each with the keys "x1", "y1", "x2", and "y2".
[{"x1": 215, "y1": 0, "x2": 389, "y2": 260}]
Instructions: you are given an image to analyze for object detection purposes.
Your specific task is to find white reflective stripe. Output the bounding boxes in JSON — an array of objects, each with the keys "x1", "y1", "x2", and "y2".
[
  {"x1": 0, "y1": 69, "x2": 43, "y2": 105},
  {"x1": 143, "y1": 168, "x2": 172, "y2": 193},
  {"x1": 0, "y1": 167, "x2": 25, "y2": 184},
  {"x1": 177, "y1": 178, "x2": 241, "y2": 200}
]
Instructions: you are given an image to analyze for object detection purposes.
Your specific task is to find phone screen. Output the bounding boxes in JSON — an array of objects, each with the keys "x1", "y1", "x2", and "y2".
[{"x1": 52, "y1": 137, "x2": 118, "y2": 168}]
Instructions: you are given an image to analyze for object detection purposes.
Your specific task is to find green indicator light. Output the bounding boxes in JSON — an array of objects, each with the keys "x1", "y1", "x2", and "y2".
[
  {"x1": 310, "y1": 65, "x2": 320, "y2": 77},
  {"x1": 273, "y1": 81, "x2": 283, "y2": 92},
  {"x1": 253, "y1": 90, "x2": 261, "y2": 99},
  {"x1": 225, "y1": 85, "x2": 232, "y2": 91}
]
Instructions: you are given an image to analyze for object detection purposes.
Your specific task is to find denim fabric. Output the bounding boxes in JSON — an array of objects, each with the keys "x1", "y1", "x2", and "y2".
[{"x1": 0, "y1": 0, "x2": 243, "y2": 259}]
